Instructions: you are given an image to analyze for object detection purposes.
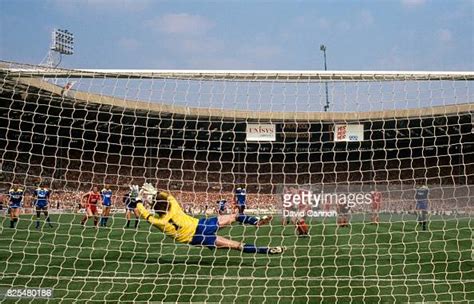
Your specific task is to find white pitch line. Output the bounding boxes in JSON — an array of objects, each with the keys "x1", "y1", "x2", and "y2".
[{"x1": 0, "y1": 274, "x2": 471, "y2": 283}]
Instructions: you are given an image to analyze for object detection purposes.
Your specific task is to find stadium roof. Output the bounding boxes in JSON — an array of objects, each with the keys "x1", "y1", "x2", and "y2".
[{"x1": 1, "y1": 62, "x2": 473, "y2": 121}]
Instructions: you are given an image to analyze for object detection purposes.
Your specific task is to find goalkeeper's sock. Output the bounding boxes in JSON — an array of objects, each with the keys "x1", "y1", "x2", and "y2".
[
  {"x1": 236, "y1": 215, "x2": 258, "y2": 226},
  {"x1": 126, "y1": 220, "x2": 130, "y2": 228},
  {"x1": 10, "y1": 220, "x2": 14, "y2": 228},
  {"x1": 36, "y1": 220, "x2": 40, "y2": 229},
  {"x1": 93, "y1": 219, "x2": 98, "y2": 227},
  {"x1": 242, "y1": 244, "x2": 270, "y2": 254},
  {"x1": 134, "y1": 219, "x2": 139, "y2": 228}
]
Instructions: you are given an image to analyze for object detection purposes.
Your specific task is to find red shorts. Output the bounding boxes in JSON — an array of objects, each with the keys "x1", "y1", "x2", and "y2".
[
  {"x1": 87, "y1": 205, "x2": 98, "y2": 214},
  {"x1": 372, "y1": 203, "x2": 381, "y2": 211}
]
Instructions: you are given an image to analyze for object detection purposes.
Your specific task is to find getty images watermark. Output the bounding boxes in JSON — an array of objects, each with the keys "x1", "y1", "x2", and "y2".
[{"x1": 281, "y1": 188, "x2": 374, "y2": 218}]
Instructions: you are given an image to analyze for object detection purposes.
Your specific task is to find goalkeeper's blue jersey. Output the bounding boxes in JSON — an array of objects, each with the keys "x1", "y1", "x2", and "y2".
[
  {"x1": 101, "y1": 189, "x2": 113, "y2": 206},
  {"x1": 34, "y1": 188, "x2": 50, "y2": 207}
]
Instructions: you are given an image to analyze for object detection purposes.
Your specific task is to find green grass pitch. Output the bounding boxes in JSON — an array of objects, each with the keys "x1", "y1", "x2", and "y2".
[{"x1": 0, "y1": 214, "x2": 472, "y2": 303}]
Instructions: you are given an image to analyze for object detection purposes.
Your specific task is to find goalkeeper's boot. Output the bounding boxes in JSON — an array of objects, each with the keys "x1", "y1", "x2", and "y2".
[
  {"x1": 269, "y1": 246, "x2": 286, "y2": 255},
  {"x1": 256, "y1": 215, "x2": 273, "y2": 227}
]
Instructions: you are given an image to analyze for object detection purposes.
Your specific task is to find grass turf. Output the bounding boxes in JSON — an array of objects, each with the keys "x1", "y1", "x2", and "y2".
[{"x1": 0, "y1": 213, "x2": 472, "y2": 303}]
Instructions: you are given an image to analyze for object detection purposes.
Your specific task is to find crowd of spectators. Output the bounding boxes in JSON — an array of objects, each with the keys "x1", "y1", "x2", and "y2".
[
  {"x1": 1, "y1": 181, "x2": 472, "y2": 216},
  {"x1": 1, "y1": 158, "x2": 472, "y2": 215}
]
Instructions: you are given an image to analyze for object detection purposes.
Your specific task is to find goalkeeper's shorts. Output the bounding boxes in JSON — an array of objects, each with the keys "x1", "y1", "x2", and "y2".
[{"x1": 190, "y1": 217, "x2": 219, "y2": 248}]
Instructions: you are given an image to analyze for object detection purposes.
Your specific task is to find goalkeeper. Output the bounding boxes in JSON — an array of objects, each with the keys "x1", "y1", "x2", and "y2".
[{"x1": 135, "y1": 183, "x2": 284, "y2": 255}]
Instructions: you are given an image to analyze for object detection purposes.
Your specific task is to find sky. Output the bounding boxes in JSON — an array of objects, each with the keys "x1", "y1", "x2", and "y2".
[{"x1": 0, "y1": 0, "x2": 473, "y2": 71}]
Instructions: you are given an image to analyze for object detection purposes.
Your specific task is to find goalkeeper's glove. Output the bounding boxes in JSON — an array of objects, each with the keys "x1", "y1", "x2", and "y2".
[
  {"x1": 140, "y1": 183, "x2": 158, "y2": 204},
  {"x1": 129, "y1": 184, "x2": 140, "y2": 195},
  {"x1": 129, "y1": 184, "x2": 140, "y2": 200}
]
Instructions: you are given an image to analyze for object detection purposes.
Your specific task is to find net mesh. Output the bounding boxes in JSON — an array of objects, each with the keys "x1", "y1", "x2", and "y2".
[{"x1": 0, "y1": 61, "x2": 473, "y2": 303}]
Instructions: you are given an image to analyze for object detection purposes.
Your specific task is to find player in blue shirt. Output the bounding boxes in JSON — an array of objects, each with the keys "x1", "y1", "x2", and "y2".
[
  {"x1": 33, "y1": 185, "x2": 53, "y2": 229},
  {"x1": 124, "y1": 186, "x2": 140, "y2": 228},
  {"x1": 234, "y1": 187, "x2": 272, "y2": 226},
  {"x1": 234, "y1": 187, "x2": 247, "y2": 214},
  {"x1": 100, "y1": 186, "x2": 113, "y2": 227},
  {"x1": 415, "y1": 185, "x2": 429, "y2": 231},
  {"x1": 217, "y1": 199, "x2": 227, "y2": 215},
  {"x1": 8, "y1": 184, "x2": 24, "y2": 228}
]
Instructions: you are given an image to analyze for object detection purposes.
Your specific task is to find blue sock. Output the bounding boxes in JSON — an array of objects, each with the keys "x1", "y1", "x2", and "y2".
[
  {"x1": 237, "y1": 215, "x2": 258, "y2": 225},
  {"x1": 242, "y1": 244, "x2": 270, "y2": 254}
]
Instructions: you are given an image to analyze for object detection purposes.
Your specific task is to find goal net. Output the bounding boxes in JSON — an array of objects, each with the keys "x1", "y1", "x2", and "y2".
[{"x1": 0, "y1": 61, "x2": 473, "y2": 303}]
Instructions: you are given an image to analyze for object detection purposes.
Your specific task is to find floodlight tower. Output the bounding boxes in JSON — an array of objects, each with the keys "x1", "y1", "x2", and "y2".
[
  {"x1": 42, "y1": 29, "x2": 74, "y2": 67},
  {"x1": 320, "y1": 44, "x2": 330, "y2": 112}
]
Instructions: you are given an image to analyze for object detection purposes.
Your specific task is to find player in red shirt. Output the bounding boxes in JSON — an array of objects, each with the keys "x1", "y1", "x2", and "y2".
[
  {"x1": 81, "y1": 186, "x2": 102, "y2": 228},
  {"x1": 295, "y1": 188, "x2": 310, "y2": 236},
  {"x1": 371, "y1": 191, "x2": 382, "y2": 224},
  {"x1": 337, "y1": 201, "x2": 350, "y2": 228}
]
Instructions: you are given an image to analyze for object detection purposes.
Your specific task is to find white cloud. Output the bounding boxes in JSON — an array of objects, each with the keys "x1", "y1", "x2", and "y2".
[
  {"x1": 178, "y1": 37, "x2": 222, "y2": 53},
  {"x1": 145, "y1": 13, "x2": 215, "y2": 36},
  {"x1": 117, "y1": 37, "x2": 140, "y2": 51},
  {"x1": 337, "y1": 21, "x2": 352, "y2": 32},
  {"x1": 317, "y1": 17, "x2": 331, "y2": 30},
  {"x1": 241, "y1": 45, "x2": 282, "y2": 60},
  {"x1": 142, "y1": 13, "x2": 219, "y2": 64},
  {"x1": 401, "y1": 0, "x2": 427, "y2": 9},
  {"x1": 187, "y1": 57, "x2": 258, "y2": 69},
  {"x1": 297, "y1": 11, "x2": 373, "y2": 33},
  {"x1": 85, "y1": 0, "x2": 151, "y2": 9},
  {"x1": 157, "y1": 35, "x2": 224, "y2": 58},
  {"x1": 376, "y1": 45, "x2": 416, "y2": 70},
  {"x1": 49, "y1": 0, "x2": 152, "y2": 13},
  {"x1": 358, "y1": 10, "x2": 374, "y2": 27},
  {"x1": 437, "y1": 29, "x2": 453, "y2": 43}
]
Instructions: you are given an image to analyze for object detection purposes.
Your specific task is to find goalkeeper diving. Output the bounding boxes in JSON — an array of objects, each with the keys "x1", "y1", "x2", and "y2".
[{"x1": 135, "y1": 183, "x2": 285, "y2": 254}]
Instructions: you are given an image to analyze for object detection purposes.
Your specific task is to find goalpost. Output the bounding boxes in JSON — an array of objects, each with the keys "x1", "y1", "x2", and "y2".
[{"x1": 0, "y1": 61, "x2": 472, "y2": 303}]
